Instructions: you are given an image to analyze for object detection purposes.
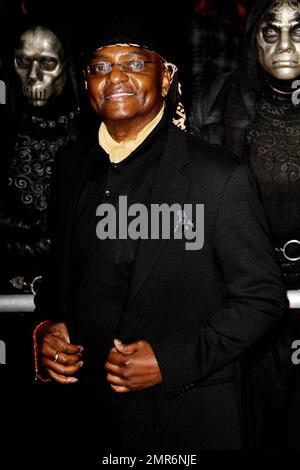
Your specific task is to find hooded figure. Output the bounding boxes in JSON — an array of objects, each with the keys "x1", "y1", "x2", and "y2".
[
  {"x1": 0, "y1": 15, "x2": 96, "y2": 388},
  {"x1": 0, "y1": 15, "x2": 94, "y2": 294},
  {"x1": 190, "y1": 0, "x2": 300, "y2": 450}
]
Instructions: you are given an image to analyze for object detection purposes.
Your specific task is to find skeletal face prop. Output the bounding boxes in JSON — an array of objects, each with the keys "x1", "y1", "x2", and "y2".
[
  {"x1": 257, "y1": 0, "x2": 300, "y2": 80},
  {"x1": 14, "y1": 26, "x2": 67, "y2": 106}
]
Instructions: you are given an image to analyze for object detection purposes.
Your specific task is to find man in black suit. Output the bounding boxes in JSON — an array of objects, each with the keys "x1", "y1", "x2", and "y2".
[{"x1": 34, "y1": 18, "x2": 287, "y2": 451}]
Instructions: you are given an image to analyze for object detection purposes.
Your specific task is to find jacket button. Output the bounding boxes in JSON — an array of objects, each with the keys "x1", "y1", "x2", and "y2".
[{"x1": 105, "y1": 190, "x2": 111, "y2": 197}]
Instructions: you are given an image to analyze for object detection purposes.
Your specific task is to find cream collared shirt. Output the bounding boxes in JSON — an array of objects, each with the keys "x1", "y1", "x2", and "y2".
[{"x1": 98, "y1": 105, "x2": 165, "y2": 163}]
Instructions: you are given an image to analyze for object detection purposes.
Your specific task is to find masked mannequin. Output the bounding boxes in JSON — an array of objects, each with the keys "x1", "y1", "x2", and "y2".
[
  {"x1": 247, "y1": 1, "x2": 300, "y2": 268},
  {"x1": 0, "y1": 18, "x2": 91, "y2": 386},
  {"x1": 190, "y1": 0, "x2": 300, "y2": 450},
  {"x1": 256, "y1": 0, "x2": 300, "y2": 81},
  {"x1": 191, "y1": 0, "x2": 300, "y2": 282},
  {"x1": 0, "y1": 21, "x2": 85, "y2": 295}
]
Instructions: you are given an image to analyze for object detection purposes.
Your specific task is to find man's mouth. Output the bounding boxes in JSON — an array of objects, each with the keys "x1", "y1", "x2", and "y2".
[{"x1": 105, "y1": 92, "x2": 135, "y2": 100}]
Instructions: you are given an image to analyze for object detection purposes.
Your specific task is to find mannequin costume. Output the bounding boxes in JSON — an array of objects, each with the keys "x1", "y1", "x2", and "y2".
[
  {"x1": 0, "y1": 21, "x2": 84, "y2": 293},
  {"x1": 190, "y1": 0, "x2": 300, "y2": 450}
]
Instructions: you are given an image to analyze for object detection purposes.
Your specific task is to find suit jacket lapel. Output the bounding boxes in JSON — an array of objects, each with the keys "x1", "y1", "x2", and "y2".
[
  {"x1": 62, "y1": 137, "x2": 99, "y2": 243},
  {"x1": 126, "y1": 125, "x2": 191, "y2": 308}
]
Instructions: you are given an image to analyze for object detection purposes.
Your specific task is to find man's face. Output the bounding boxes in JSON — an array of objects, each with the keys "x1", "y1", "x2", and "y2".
[
  {"x1": 257, "y1": 0, "x2": 300, "y2": 80},
  {"x1": 14, "y1": 26, "x2": 67, "y2": 107},
  {"x1": 85, "y1": 45, "x2": 170, "y2": 127}
]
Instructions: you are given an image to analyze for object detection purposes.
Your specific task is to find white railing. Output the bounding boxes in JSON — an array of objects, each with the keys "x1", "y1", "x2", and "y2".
[
  {"x1": 0, "y1": 294, "x2": 34, "y2": 312},
  {"x1": 0, "y1": 290, "x2": 299, "y2": 313},
  {"x1": 287, "y1": 290, "x2": 300, "y2": 309}
]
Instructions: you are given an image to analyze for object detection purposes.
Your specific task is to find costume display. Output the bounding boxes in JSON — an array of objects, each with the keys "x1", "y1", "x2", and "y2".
[
  {"x1": 0, "y1": 19, "x2": 86, "y2": 294},
  {"x1": 190, "y1": 0, "x2": 300, "y2": 449},
  {"x1": 0, "y1": 17, "x2": 94, "y2": 388}
]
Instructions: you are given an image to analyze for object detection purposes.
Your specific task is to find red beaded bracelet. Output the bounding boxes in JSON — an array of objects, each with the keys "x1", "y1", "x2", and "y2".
[{"x1": 33, "y1": 320, "x2": 52, "y2": 383}]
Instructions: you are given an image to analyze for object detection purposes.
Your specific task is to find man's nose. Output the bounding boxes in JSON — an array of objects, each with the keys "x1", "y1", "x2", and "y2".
[
  {"x1": 27, "y1": 61, "x2": 43, "y2": 84},
  {"x1": 276, "y1": 30, "x2": 295, "y2": 53},
  {"x1": 107, "y1": 63, "x2": 127, "y2": 83}
]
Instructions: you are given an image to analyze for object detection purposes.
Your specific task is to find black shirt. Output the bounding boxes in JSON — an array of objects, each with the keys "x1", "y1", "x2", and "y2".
[{"x1": 71, "y1": 116, "x2": 168, "y2": 384}]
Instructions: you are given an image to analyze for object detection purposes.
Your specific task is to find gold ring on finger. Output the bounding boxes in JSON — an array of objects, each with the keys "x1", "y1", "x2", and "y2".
[{"x1": 54, "y1": 351, "x2": 60, "y2": 363}]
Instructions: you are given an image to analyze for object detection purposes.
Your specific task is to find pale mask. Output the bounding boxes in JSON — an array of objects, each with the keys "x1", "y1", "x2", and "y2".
[
  {"x1": 257, "y1": 0, "x2": 300, "y2": 80},
  {"x1": 14, "y1": 26, "x2": 67, "y2": 106}
]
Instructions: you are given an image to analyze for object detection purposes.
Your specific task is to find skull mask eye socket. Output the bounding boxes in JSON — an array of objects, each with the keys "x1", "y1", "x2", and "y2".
[
  {"x1": 15, "y1": 55, "x2": 59, "y2": 71},
  {"x1": 262, "y1": 26, "x2": 280, "y2": 43},
  {"x1": 38, "y1": 56, "x2": 59, "y2": 71},
  {"x1": 15, "y1": 55, "x2": 31, "y2": 69}
]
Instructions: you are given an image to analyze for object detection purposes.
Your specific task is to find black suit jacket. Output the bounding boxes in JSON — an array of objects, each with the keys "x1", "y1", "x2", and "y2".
[{"x1": 35, "y1": 123, "x2": 287, "y2": 450}]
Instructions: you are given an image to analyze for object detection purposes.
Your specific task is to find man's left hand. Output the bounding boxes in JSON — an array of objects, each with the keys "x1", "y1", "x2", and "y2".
[{"x1": 105, "y1": 339, "x2": 162, "y2": 393}]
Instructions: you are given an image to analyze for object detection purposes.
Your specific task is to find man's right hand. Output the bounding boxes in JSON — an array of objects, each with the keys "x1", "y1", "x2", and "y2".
[{"x1": 38, "y1": 321, "x2": 84, "y2": 384}]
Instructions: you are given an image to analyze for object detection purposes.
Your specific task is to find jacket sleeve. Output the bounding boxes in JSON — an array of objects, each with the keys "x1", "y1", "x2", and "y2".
[{"x1": 152, "y1": 164, "x2": 288, "y2": 396}]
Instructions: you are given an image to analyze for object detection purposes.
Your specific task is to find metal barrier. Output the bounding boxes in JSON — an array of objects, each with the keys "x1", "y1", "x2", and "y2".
[
  {"x1": 0, "y1": 290, "x2": 299, "y2": 313},
  {"x1": 287, "y1": 290, "x2": 300, "y2": 309},
  {"x1": 0, "y1": 294, "x2": 34, "y2": 312}
]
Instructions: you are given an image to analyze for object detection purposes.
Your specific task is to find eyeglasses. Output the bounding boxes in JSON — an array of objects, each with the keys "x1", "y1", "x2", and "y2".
[{"x1": 85, "y1": 59, "x2": 162, "y2": 76}]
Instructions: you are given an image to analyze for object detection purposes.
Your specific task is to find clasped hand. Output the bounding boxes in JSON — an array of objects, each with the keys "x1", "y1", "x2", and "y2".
[
  {"x1": 105, "y1": 339, "x2": 163, "y2": 393},
  {"x1": 38, "y1": 322, "x2": 162, "y2": 390},
  {"x1": 39, "y1": 321, "x2": 84, "y2": 384}
]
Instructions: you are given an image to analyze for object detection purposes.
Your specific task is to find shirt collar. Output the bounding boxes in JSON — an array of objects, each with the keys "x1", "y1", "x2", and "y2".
[{"x1": 98, "y1": 104, "x2": 165, "y2": 163}]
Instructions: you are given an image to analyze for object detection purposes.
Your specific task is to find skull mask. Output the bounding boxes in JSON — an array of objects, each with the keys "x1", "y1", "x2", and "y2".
[
  {"x1": 256, "y1": 0, "x2": 300, "y2": 80},
  {"x1": 14, "y1": 26, "x2": 67, "y2": 106}
]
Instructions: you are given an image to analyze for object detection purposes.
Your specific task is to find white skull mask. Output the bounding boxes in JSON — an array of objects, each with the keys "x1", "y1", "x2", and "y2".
[
  {"x1": 14, "y1": 26, "x2": 67, "y2": 107},
  {"x1": 257, "y1": 0, "x2": 300, "y2": 80}
]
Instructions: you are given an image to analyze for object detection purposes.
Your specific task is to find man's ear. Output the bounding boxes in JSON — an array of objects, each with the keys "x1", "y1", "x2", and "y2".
[{"x1": 161, "y1": 69, "x2": 171, "y2": 98}]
